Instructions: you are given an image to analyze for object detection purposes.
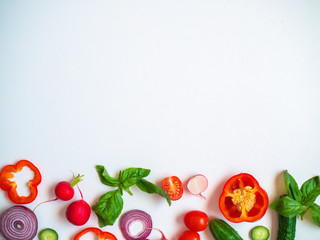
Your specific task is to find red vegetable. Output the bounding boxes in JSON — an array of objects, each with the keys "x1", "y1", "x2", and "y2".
[
  {"x1": 0, "y1": 206, "x2": 38, "y2": 240},
  {"x1": 74, "y1": 227, "x2": 117, "y2": 240},
  {"x1": 66, "y1": 184, "x2": 91, "y2": 226},
  {"x1": 219, "y1": 173, "x2": 269, "y2": 223},
  {"x1": 178, "y1": 230, "x2": 200, "y2": 240},
  {"x1": 184, "y1": 210, "x2": 209, "y2": 232},
  {"x1": 55, "y1": 174, "x2": 83, "y2": 201},
  {"x1": 187, "y1": 174, "x2": 208, "y2": 199},
  {"x1": 55, "y1": 181, "x2": 74, "y2": 200},
  {"x1": 0, "y1": 159, "x2": 41, "y2": 204},
  {"x1": 161, "y1": 176, "x2": 183, "y2": 201},
  {"x1": 66, "y1": 199, "x2": 91, "y2": 225},
  {"x1": 33, "y1": 174, "x2": 84, "y2": 212},
  {"x1": 120, "y1": 209, "x2": 153, "y2": 240},
  {"x1": 143, "y1": 228, "x2": 168, "y2": 240}
]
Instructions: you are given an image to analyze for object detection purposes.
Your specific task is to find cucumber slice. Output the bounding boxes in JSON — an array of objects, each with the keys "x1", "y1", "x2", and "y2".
[
  {"x1": 39, "y1": 228, "x2": 58, "y2": 240},
  {"x1": 251, "y1": 225, "x2": 270, "y2": 240}
]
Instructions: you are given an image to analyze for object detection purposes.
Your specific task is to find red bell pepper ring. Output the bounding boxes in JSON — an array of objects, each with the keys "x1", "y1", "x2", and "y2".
[
  {"x1": 219, "y1": 173, "x2": 269, "y2": 223},
  {"x1": 0, "y1": 159, "x2": 42, "y2": 204},
  {"x1": 74, "y1": 227, "x2": 117, "y2": 240}
]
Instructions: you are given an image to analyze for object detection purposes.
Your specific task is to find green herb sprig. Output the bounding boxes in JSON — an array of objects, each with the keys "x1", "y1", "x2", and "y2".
[
  {"x1": 269, "y1": 170, "x2": 320, "y2": 226},
  {"x1": 92, "y1": 165, "x2": 171, "y2": 227}
]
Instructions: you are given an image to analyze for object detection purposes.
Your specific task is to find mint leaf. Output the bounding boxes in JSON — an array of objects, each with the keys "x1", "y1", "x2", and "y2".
[
  {"x1": 92, "y1": 189, "x2": 123, "y2": 227},
  {"x1": 136, "y1": 178, "x2": 172, "y2": 206},
  {"x1": 311, "y1": 203, "x2": 320, "y2": 226},
  {"x1": 285, "y1": 171, "x2": 302, "y2": 202},
  {"x1": 96, "y1": 165, "x2": 120, "y2": 187},
  {"x1": 269, "y1": 195, "x2": 304, "y2": 217}
]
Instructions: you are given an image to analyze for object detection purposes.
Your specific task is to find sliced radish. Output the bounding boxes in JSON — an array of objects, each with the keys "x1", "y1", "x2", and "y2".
[{"x1": 187, "y1": 174, "x2": 208, "y2": 199}]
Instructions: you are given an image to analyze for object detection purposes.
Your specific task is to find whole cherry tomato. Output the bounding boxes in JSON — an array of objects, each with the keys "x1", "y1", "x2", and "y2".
[
  {"x1": 178, "y1": 230, "x2": 200, "y2": 240},
  {"x1": 184, "y1": 210, "x2": 209, "y2": 231},
  {"x1": 161, "y1": 176, "x2": 183, "y2": 201}
]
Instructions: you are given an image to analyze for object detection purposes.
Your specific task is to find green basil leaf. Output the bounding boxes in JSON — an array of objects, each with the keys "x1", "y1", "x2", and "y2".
[
  {"x1": 301, "y1": 176, "x2": 320, "y2": 195},
  {"x1": 96, "y1": 165, "x2": 120, "y2": 187},
  {"x1": 300, "y1": 176, "x2": 320, "y2": 204},
  {"x1": 311, "y1": 203, "x2": 320, "y2": 226},
  {"x1": 302, "y1": 183, "x2": 320, "y2": 206},
  {"x1": 119, "y1": 168, "x2": 151, "y2": 189},
  {"x1": 92, "y1": 189, "x2": 123, "y2": 227},
  {"x1": 269, "y1": 195, "x2": 304, "y2": 217},
  {"x1": 136, "y1": 179, "x2": 172, "y2": 206},
  {"x1": 285, "y1": 171, "x2": 302, "y2": 202}
]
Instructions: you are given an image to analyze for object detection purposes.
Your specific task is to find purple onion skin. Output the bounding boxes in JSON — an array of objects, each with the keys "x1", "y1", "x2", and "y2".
[
  {"x1": 120, "y1": 209, "x2": 153, "y2": 240},
  {"x1": 0, "y1": 206, "x2": 38, "y2": 240}
]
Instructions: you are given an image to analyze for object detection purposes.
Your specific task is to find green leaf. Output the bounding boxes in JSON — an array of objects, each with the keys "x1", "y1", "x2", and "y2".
[
  {"x1": 136, "y1": 179, "x2": 172, "y2": 206},
  {"x1": 300, "y1": 176, "x2": 320, "y2": 205},
  {"x1": 96, "y1": 165, "x2": 120, "y2": 187},
  {"x1": 301, "y1": 176, "x2": 320, "y2": 196},
  {"x1": 269, "y1": 195, "x2": 304, "y2": 217},
  {"x1": 70, "y1": 174, "x2": 84, "y2": 187},
  {"x1": 96, "y1": 214, "x2": 112, "y2": 228},
  {"x1": 92, "y1": 189, "x2": 123, "y2": 227},
  {"x1": 302, "y1": 183, "x2": 320, "y2": 206},
  {"x1": 119, "y1": 168, "x2": 151, "y2": 191},
  {"x1": 284, "y1": 171, "x2": 302, "y2": 202},
  {"x1": 311, "y1": 203, "x2": 320, "y2": 226}
]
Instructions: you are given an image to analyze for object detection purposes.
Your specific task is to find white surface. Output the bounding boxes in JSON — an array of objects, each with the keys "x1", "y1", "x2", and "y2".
[{"x1": 0, "y1": 0, "x2": 320, "y2": 239}]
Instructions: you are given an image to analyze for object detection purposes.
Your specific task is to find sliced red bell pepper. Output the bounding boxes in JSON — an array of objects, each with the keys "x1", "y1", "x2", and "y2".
[
  {"x1": 74, "y1": 227, "x2": 117, "y2": 240},
  {"x1": 0, "y1": 159, "x2": 42, "y2": 204},
  {"x1": 219, "y1": 173, "x2": 269, "y2": 223}
]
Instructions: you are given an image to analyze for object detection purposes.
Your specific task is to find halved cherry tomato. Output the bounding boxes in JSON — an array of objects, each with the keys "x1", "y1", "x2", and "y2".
[
  {"x1": 178, "y1": 230, "x2": 200, "y2": 240},
  {"x1": 184, "y1": 210, "x2": 209, "y2": 231},
  {"x1": 161, "y1": 176, "x2": 183, "y2": 201}
]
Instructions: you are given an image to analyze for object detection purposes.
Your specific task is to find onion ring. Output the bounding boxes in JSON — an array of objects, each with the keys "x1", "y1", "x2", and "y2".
[
  {"x1": 0, "y1": 206, "x2": 38, "y2": 240},
  {"x1": 120, "y1": 209, "x2": 152, "y2": 240}
]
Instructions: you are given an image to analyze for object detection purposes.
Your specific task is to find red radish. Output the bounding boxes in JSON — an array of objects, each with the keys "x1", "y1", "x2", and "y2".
[
  {"x1": 66, "y1": 199, "x2": 91, "y2": 225},
  {"x1": 65, "y1": 185, "x2": 91, "y2": 226},
  {"x1": 187, "y1": 174, "x2": 208, "y2": 199},
  {"x1": 33, "y1": 174, "x2": 83, "y2": 211},
  {"x1": 55, "y1": 174, "x2": 83, "y2": 201}
]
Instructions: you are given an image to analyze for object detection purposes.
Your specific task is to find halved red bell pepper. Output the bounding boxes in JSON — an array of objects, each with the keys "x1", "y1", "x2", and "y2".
[
  {"x1": 219, "y1": 173, "x2": 269, "y2": 223},
  {"x1": 74, "y1": 227, "x2": 117, "y2": 240},
  {"x1": 0, "y1": 159, "x2": 42, "y2": 204}
]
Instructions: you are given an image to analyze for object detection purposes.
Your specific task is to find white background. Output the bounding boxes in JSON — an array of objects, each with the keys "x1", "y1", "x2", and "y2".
[{"x1": 1, "y1": 0, "x2": 320, "y2": 239}]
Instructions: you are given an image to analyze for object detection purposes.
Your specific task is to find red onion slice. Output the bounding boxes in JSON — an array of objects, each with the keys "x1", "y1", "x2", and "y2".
[
  {"x1": 0, "y1": 206, "x2": 38, "y2": 240},
  {"x1": 120, "y1": 209, "x2": 152, "y2": 240}
]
